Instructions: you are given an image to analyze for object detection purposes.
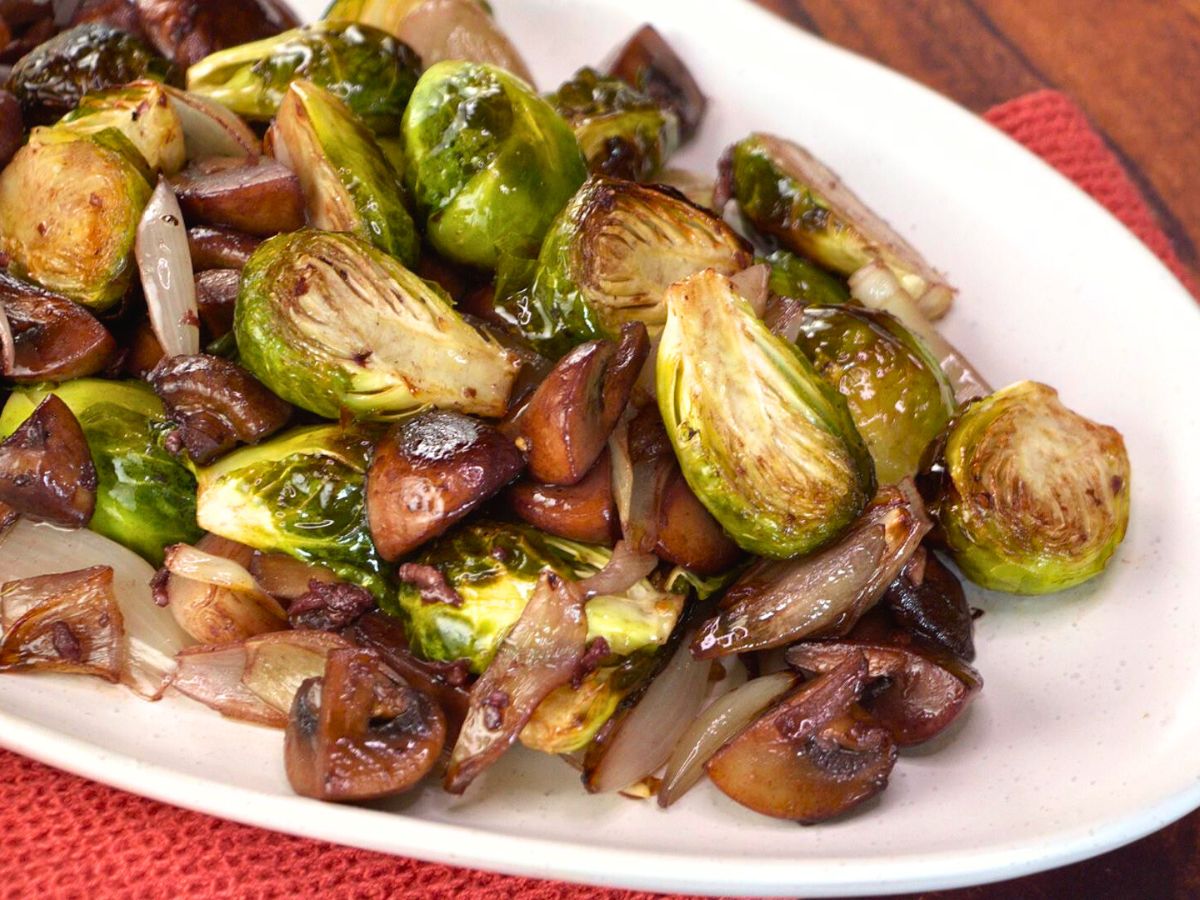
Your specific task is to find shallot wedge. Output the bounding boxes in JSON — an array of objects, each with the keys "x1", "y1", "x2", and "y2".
[
  {"x1": 137, "y1": 178, "x2": 201, "y2": 359},
  {"x1": 164, "y1": 85, "x2": 261, "y2": 160},
  {"x1": 240, "y1": 630, "x2": 355, "y2": 715},
  {"x1": 444, "y1": 571, "x2": 587, "y2": 794},
  {"x1": 169, "y1": 643, "x2": 284, "y2": 727}
]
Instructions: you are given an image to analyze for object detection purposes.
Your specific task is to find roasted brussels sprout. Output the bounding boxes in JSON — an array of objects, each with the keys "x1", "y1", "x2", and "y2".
[
  {"x1": 0, "y1": 126, "x2": 153, "y2": 309},
  {"x1": 387, "y1": 521, "x2": 683, "y2": 673},
  {"x1": 402, "y1": 60, "x2": 587, "y2": 270},
  {"x1": 726, "y1": 134, "x2": 952, "y2": 319},
  {"x1": 793, "y1": 305, "x2": 956, "y2": 485},
  {"x1": 272, "y1": 80, "x2": 419, "y2": 266},
  {"x1": 521, "y1": 177, "x2": 751, "y2": 350},
  {"x1": 764, "y1": 249, "x2": 850, "y2": 307},
  {"x1": 195, "y1": 423, "x2": 391, "y2": 598},
  {"x1": 235, "y1": 229, "x2": 520, "y2": 421},
  {"x1": 921, "y1": 381, "x2": 1131, "y2": 594},
  {"x1": 0, "y1": 379, "x2": 202, "y2": 564},
  {"x1": 58, "y1": 80, "x2": 186, "y2": 174},
  {"x1": 7, "y1": 23, "x2": 175, "y2": 124},
  {"x1": 657, "y1": 269, "x2": 875, "y2": 559},
  {"x1": 550, "y1": 67, "x2": 679, "y2": 182},
  {"x1": 186, "y1": 22, "x2": 420, "y2": 133}
]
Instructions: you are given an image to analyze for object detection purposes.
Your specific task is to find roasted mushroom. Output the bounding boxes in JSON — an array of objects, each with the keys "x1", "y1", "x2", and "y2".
[{"x1": 0, "y1": 394, "x2": 97, "y2": 527}]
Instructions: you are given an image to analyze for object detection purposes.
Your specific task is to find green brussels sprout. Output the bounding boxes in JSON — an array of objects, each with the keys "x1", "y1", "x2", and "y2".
[
  {"x1": 186, "y1": 23, "x2": 421, "y2": 133},
  {"x1": 7, "y1": 23, "x2": 176, "y2": 125},
  {"x1": 235, "y1": 229, "x2": 520, "y2": 421},
  {"x1": 58, "y1": 80, "x2": 186, "y2": 174},
  {"x1": 922, "y1": 381, "x2": 1131, "y2": 595},
  {"x1": 0, "y1": 126, "x2": 153, "y2": 309},
  {"x1": 793, "y1": 305, "x2": 956, "y2": 485},
  {"x1": 657, "y1": 269, "x2": 875, "y2": 559},
  {"x1": 195, "y1": 423, "x2": 390, "y2": 598},
  {"x1": 323, "y1": 0, "x2": 425, "y2": 28},
  {"x1": 0, "y1": 380, "x2": 202, "y2": 564},
  {"x1": 388, "y1": 521, "x2": 684, "y2": 673},
  {"x1": 518, "y1": 176, "x2": 752, "y2": 351},
  {"x1": 401, "y1": 60, "x2": 587, "y2": 269},
  {"x1": 273, "y1": 81, "x2": 419, "y2": 266},
  {"x1": 728, "y1": 133, "x2": 952, "y2": 319},
  {"x1": 549, "y1": 67, "x2": 680, "y2": 182},
  {"x1": 764, "y1": 249, "x2": 849, "y2": 307}
]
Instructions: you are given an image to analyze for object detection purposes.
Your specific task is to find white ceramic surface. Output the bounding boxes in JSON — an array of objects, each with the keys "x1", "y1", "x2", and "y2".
[{"x1": 2, "y1": 0, "x2": 1199, "y2": 895}]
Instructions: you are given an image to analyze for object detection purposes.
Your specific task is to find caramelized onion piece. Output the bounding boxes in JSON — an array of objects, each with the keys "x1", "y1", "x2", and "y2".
[
  {"x1": 607, "y1": 24, "x2": 706, "y2": 142},
  {"x1": 0, "y1": 90, "x2": 22, "y2": 169},
  {"x1": 577, "y1": 540, "x2": 658, "y2": 599},
  {"x1": 241, "y1": 629, "x2": 355, "y2": 715},
  {"x1": 195, "y1": 268, "x2": 240, "y2": 338},
  {"x1": 170, "y1": 642, "x2": 284, "y2": 726},
  {"x1": 0, "y1": 565, "x2": 125, "y2": 682},
  {"x1": 249, "y1": 552, "x2": 339, "y2": 602},
  {"x1": 786, "y1": 640, "x2": 982, "y2": 746},
  {"x1": 693, "y1": 482, "x2": 931, "y2": 658},
  {"x1": 508, "y1": 450, "x2": 618, "y2": 546},
  {"x1": 149, "y1": 353, "x2": 292, "y2": 464},
  {"x1": 187, "y1": 226, "x2": 262, "y2": 270},
  {"x1": 0, "y1": 273, "x2": 116, "y2": 382},
  {"x1": 445, "y1": 571, "x2": 587, "y2": 794},
  {"x1": 286, "y1": 648, "x2": 446, "y2": 802},
  {"x1": 398, "y1": 0, "x2": 535, "y2": 86},
  {"x1": 367, "y1": 411, "x2": 524, "y2": 562},
  {"x1": 138, "y1": 177, "x2": 201, "y2": 359},
  {"x1": 517, "y1": 322, "x2": 649, "y2": 485},
  {"x1": 137, "y1": 0, "x2": 298, "y2": 67},
  {"x1": 706, "y1": 654, "x2": 897, "y2": 823},
  {"x1": 170, "y1": 156, "x2": 305, "y2": 237},
  {"x1": 884, "y1": 547, "x2": 976, "y2": 662},
  {"x1": 0, "y1": 395, "x2": 97, "y2": 528}
]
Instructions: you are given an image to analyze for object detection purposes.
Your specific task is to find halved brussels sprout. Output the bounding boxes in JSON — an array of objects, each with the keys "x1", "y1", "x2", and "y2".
[
  {"x1": 272, "y1": 80, "x2": 419, "y2": 267},
  {"x1": 387, "y1": 521, "x2": 683, "y2": 673},
  {"x1": 234, "y1": 229, "x2": 520, "y2": 421},
  {"x1": 402, "y1": 60, "x2": 587, "y2": 270},
  {"x1": 0, "y1": 126, "x2": 153, "y2": 309},
  {"x1": 764, "y1": 249, "x2": 850, "y2": 307},
  {"x1": 520, "y1": 177, "x2": 752, "y2": 350},
  {"x1": 59, "y1": 80, "x2": 186, "y2": 174},
  {"x1": 0, "y1": 380, "x2": 202, "y2": 564},
  {"x1": 186, "y1": 22, "x2": 421, "y2": 133},
  {"x1": 195, "y1": 423, "x2": 391, "y2": 598},
  {"x1": 793, "y1": 305, "x2": 956, "y2": 485},
  {"x1": 657, "y1": 269, "x2": 875, "y2": 559},
  {"x1": 922, "y1": 381, "x2": 1131, "y2": 594},
  {"x1": 550, "y1": 67, "x2": 679, "y2": 182},
  {"x1": 727, "y1": 134, "x2": 952, "y2": 319}
]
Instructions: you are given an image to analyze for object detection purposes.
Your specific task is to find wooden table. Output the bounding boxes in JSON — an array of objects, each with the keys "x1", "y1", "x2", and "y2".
[{"x1": 747, "y1": 2, "x2": 1200, "y2": 895}]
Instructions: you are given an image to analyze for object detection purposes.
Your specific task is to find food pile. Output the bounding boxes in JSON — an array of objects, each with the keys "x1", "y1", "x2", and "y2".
[{"x1": 0, "y1": 0, "x2": 1131, "y2": 823}]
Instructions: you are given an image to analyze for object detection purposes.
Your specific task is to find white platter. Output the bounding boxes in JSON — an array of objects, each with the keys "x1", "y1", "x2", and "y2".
[{"x1": 2, "y1": 0, "x2": 1200, "y2": 895}]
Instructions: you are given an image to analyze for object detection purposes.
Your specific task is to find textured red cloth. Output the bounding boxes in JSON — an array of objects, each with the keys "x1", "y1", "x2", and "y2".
[{"x1": 0, "y1": 91, "x2": 1195, "y2": 900}]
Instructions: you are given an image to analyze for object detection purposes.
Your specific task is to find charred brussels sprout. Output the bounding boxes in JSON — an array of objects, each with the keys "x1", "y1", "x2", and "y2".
[
  {"x1": 521, "y1": 177, "x2": 752, "y2": 350},
  {"x1": 0, "y1": 126, "x2": 152, "y2": 309},
  {"x1": 922, "y1": 381, "x2": 1131, "y2": 594},
  {"x1": 794, "y1": 305, "x2": 956, "y2": 485},
  {"x1": 401, "y1": 60, "x2": 587, "y2": 269},
  {"x1": 0, "y1": 380, "x2": 202, "y2": 564},
  {"x1": 388, "y1": 521, "x2": 683, "y2": 673},
  {"x1": 59, "y1": 80, "x2": 186, "y2": 174},
  {"x1": 550, "y1": 67, "x2": 679, "y2": 182},
  {"x1": 765, "y1": 249, "x2": 849, "y2": 307},
  {"x1": 273, "y1": 81, "x2": 419, "y2": 266},
  {"x1": 186, "y1": 23, "x2": 421, "y2": 133},
  {"x1": 657, "y1": 269, "x2": 875, "y2": 559},
  {"x1": 195, "y1": 424, "x2": 390, "y2": 598},
  {"x1": 7, "y1": 23, "x2": 176, "y2": 125},
  {"x1": 235, "y1": 230, "x2": 520, "y2": 421}
]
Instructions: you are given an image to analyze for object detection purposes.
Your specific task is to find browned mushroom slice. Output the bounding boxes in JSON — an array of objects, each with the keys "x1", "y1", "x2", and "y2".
[
  {"x1": 517, "y1": 322, "x2": 649, "y2": 485},
  {"x1": 0, "y1": 89, "x2": 22, "y2": 168},
  {"x1": 149, "y1": 354, "x2": 292, "y2": 464},
  {"x1": 366, "y1": 410, "x2": 524, "y2": 562},
  {"x1": 706, "y1": 653, "x2": 897, "y2": 823},
  {"x1": 285, "y1": 647, "x2": 446, "y2": 802},
  {"x1": 0, "y1": 565, "x2": 125, "y2": 681},
  {"x1": 653, "y1": 463, "x2": 741, "y2": 575},
  {"x1": 607, "y1": 24, "x2": 706, "y2": 142},
  {"x1": 170, "y1": 156, "x2": 305, "y2": 237},
  {"x1": 249, "y1": 552, "x2": 340, "y2": 602},
  {"x1": 136, "y1": 0, "x2": 298, "y2": 67},
  {"x1": 0, "y1": 272, "x2": 116, "y2": 382},
  {"x1": 71, "y1": 0, "x2": 147, "y2": 38},
  {"x1": 194, "y1": 268, "x2": 240, "y2": 338},
  {"x1": 787, "y1": 640, "x2": 982, "y2": 747},
  {"x1": 883, "y1": 547, "x2": 976, "y2": 662},
  {"x1": 444, "y1": 570, "x2": 587, "y2": 794},
  {"x1": 187, "y1": 225, "x2": 262, "y2": 270},
  {"x1": 507, "y1": 450, "x2": 618, "y2": 546},
  {"x1": 0, "y1": 395, "x2": 97, "y2": 528},
  {"x1": 121, "y1": 318, "x2": 167, "y2": 378}
]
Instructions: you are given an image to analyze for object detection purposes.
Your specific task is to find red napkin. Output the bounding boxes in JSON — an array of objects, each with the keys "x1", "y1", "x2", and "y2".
[{"x1": 0, "y1": 91, "x2": 1195, "y2": 900}]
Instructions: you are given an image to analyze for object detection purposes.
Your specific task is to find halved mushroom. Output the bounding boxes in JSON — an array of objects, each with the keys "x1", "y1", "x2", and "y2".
[
  {"x1": 136, "y1": 0, "x2": 299, "y2": 67},
  {"x1": 285, "y1": 647, "x2": 447, "y2": 802},
  {"x1": 507, "y1": 450, "x2": 618, "y2": 546},
  {"x1": 0, "y1": 272, "x2": 116, "y2": 383},
  {"x1": 366, "y1": 410, "x2": 525, "y2": 562},
  {"x1": 122, "y1": 319, "x2": 167, "y2": 378},
  {"x1": 883, "y1": 547, "x2": 976, "y2": 662},
  {"x1": 515, "y1": 322, "x2": 649, "y2": 485},
  {"x1": 654, "y1": 464, "x2": 741, "y2": 575},
  {"x1": 194, "y1": 268, "x2": 240, "y2": 338},
  {"x1": 706, "y1": 653, "x2": 897, "y2": 823},
  {"x1": 187, "y1": 225, "x2": 262, "y2": 270},
  {"x1": 170, "y1": 156, "x2": 305, "y2": 237},
  {"x1": 607, "y1": 24, "x2": 706, "y2": 143},
  {"x1": 70, "y1": 0, "x2": 147, "y2": 38},
  {"x1": 0, "y1": 395, "x2": 97, "y2": 528}
]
